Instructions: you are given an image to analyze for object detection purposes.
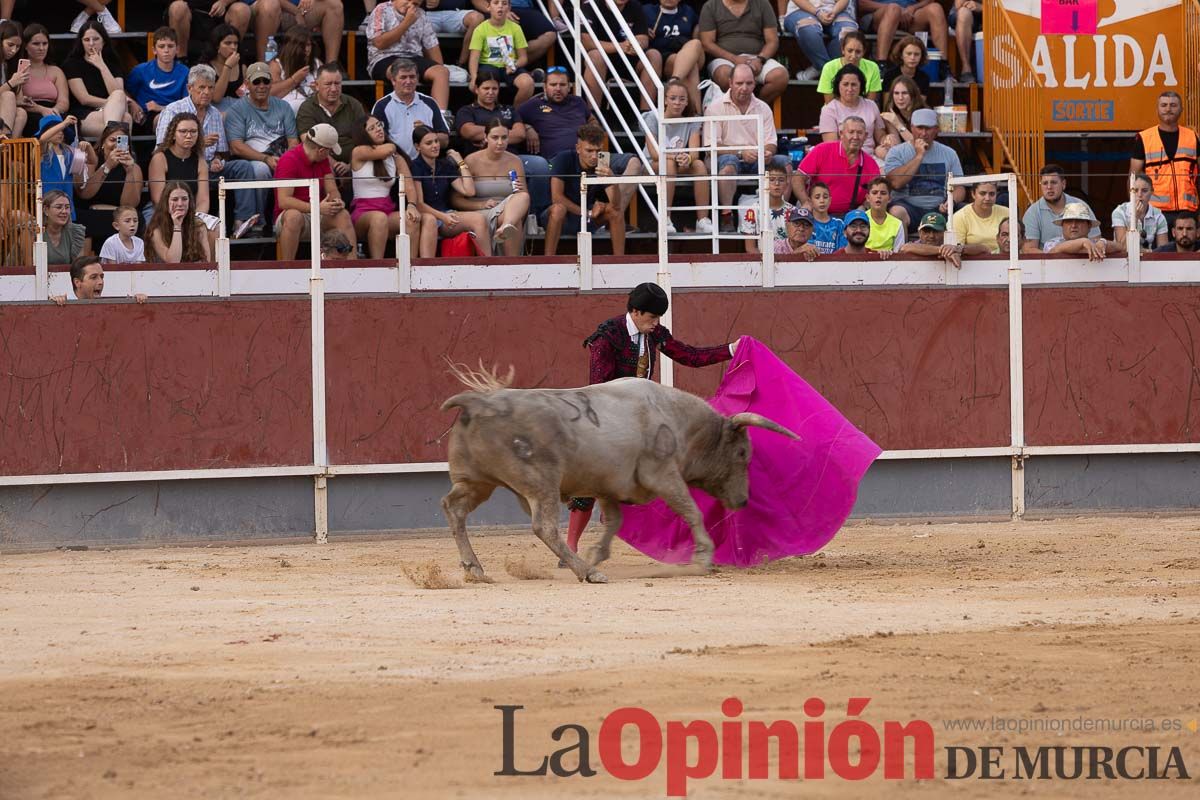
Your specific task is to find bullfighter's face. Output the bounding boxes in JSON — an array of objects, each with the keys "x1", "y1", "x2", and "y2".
[{"x1": 629, "y1": 309, "x2": 660, "y2": 334}]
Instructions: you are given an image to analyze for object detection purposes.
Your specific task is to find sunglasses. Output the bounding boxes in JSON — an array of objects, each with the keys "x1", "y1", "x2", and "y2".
[
  {"x1": 250, "y1": 78, "x2": 270, "y2": 86},
  {"x1": 546, "y1": 66, "x2": 569, "y2": 76}
]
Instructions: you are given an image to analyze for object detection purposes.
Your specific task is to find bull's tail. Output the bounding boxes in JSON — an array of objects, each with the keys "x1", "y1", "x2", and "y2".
[{"x1": 444, "y1": 358, "x2": 515, "y2": 394}]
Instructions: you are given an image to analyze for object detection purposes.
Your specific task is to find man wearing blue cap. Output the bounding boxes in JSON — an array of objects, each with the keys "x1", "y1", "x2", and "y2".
[{"x1": 831, "y1": 209, "x2": 873, "y2": 255}]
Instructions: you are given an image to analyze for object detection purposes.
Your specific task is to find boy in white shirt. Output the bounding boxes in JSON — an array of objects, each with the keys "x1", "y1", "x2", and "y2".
[{"x1": 99, "y1": 206, "x2": 147, "y2": 264}]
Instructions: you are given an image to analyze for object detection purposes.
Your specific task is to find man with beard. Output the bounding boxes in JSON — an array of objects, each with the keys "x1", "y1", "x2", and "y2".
[
  {"x1": 1130, "y1": 91, "x2": 1199, "y2": 230},
  {"x1": 831, "y1": 209, "x2": 873, "y2": 255},
  {"x1": 1154, "y1": 213, "x2": 1198, "y2": 252},
  {"x1": 1021, "y1": 164, "x2": 1099, "y2": 252}
]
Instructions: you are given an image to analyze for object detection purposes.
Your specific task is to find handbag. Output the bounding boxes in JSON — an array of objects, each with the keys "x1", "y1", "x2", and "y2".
[{"x1": 439, "y1": 231, "x2": 481, "y2": 258}]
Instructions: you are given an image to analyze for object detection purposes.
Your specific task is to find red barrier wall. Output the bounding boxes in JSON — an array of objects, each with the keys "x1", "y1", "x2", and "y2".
[{"x1": 0, "y1": 300, "x2": 313, "y2": 475}]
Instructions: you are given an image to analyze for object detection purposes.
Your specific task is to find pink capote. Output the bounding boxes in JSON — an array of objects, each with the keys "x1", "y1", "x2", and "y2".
[{"x1": 617, "y1": 336, "x2": 882, "y2": 566}]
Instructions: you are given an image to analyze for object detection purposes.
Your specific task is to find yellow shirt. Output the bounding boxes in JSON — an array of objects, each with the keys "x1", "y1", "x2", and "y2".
[
  {"x1": 952, "y1": 205, "x2": 1011, "y2": 253},
  {"x1": 866, "y1": 212, "x2": 904, "y2": 252}
]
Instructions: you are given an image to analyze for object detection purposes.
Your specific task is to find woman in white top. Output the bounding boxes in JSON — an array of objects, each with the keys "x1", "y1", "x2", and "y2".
[
  {"x1": 641, "y1": 78, "x2": 712, "y2": 234},
  {"x1": 818, "y1": 63, "x2": 887, "y2": 161},
  {"x1": 1111, "y1": 173, "x2": 1169, "y2": 252},
  {"x1": 269, "y1": 27, "x2": 320, "y2": 114},
  {"x1": 350, "y1": 114, "x2": 422, "y2": 260},
  {"x1": 460, "y1": 119, "x2": 531, "y2": 256}
]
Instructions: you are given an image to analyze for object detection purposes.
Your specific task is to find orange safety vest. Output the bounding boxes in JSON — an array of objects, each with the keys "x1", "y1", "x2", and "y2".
[{"x1": 1139, "y1": 126, "x2": 1199, "y2": 212}]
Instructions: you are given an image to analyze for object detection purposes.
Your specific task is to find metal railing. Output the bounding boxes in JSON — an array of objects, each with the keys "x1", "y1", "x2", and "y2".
[
  {"x1": 0, "y1": 139, "x2": 40, "y2": 269},
  {"x1": 1186, "y1": 0, "x2": 1200, "y2": 132},
  {"x1": 983, "y1": 0, "x2": 1044, "y2": 214}
]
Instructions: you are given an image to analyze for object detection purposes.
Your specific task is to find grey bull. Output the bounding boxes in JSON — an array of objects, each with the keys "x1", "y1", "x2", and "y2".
[{"x1": 440, "y1": 367, "x2": 798, "y2": 583}]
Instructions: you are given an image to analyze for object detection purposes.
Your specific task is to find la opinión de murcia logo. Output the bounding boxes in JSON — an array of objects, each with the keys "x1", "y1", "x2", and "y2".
[{"x1": 496, "y1": 698, "x2": 1191, "y2": 795}]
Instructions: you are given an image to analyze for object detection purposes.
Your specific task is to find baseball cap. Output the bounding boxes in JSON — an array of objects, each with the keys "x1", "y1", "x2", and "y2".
[
  {"x1": 1054, "y1": 202, "x2": 1096, "y2": 224},
  {"x1": 918, "y1": 212, "x2": 947, "y2": 231},
  {"x1": 911, "y1": 108, "x2": 939, "y2": 128},
  {"x1": 246, "y1": 61, "x2": 271, "y2": 83},
  {"x1": 787, "y1": 206, "x2": 814, "y2": 224},
  {"x1": 305, "y1": 123, "x2": 342, "y2": 155},
  {"x1": 843, "y1": 209, "x2": 870, "y2": 226}
]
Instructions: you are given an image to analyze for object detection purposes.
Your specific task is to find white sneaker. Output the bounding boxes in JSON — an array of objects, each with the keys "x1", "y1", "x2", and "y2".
[
  {"x1": 445, "y1": 64, "x2": 469, "y2": 84},
  {"x1": 695, "y1": 217, "x2": 714, "y2": 234},
  {"x1": 796, "y1": 66, "x2": 820, "y2": 81},
  {"x1": 97, "y1": 9, "x2": 122, "y2": 35},
  {"x1": 664, "y1": 219, "x2": 677, "y2": 234},
  {"x1": 69, "y1": 10, "x2": 90, "y2": 33},
  {"x1": 525, "y1": 213, "x2": 542, "y2": 237}
]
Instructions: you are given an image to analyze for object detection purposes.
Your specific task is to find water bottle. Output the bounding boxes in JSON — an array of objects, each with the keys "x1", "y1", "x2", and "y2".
[
  {"x1": 789, "y1": 137, "x2": 806, "y2": 169},
  {"x1": 265, "y1": 36, "x2": 278, "y2": 63},
  {"x1": 943, "y1": 74, "x2": 954, "y2": 104},
  {"x1": 508, "y1": 169, "x2": 520, "y2": 193}
]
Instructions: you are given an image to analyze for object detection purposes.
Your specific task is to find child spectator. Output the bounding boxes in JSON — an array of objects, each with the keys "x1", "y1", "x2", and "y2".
[
  {"x1": 473, "y1": 0, "x2": 561, "y2": 64},
  {"x1": 469, "y1": 0, "x2": 535, "y2": 106},
  {"x1": 366, "y1": 0, "x2": 453, "y2": 109},
  {"x1": 880, "y1": 34, "x2": 929, "y2": 96},
  {"x1": 806, "y1": 181, "x2": 847, "y2": 254},
  {"x1": 126, "y1": 27, "x2": 189, "y2": 119},
  {"x1": 99, "y1": 205, "x2": 146, "y2": 263},
  {"x1": 423, "y1": 0, "x2": 487, "y2": 71},
  {"x1": 741, "y1": 157, "x2": 794, "y2": 254},
  {"x1": 863, "y1": 176, "x2": 904, "y2": 251},
  {"x1": 641, "y1": 78, "x2": 712, "y2": 234}
]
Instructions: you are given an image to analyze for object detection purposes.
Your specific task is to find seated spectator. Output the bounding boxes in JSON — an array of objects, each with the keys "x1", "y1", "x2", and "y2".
[
  {"x1": 832, "y1": 208, "x2": 872, "y2": 254},
  {"x1": 469, "y1": 0, "x2": 535, "y2": 107},
  {"x1": 880, "y1": 34, "x2": 929, "y2": 96},
  {"x1": 819, "y1": 63, "x2": 887, "y2": 159},
  {"x1": 62, "y1": 20, "x2": 135, "y2": 136},
  {"x1": 147, "y1": 180, "x2": 212, "y2": 262},
  {"x1": 167, "y1": 0, "x2": 264, "y2": 63},
  {"x1": 274, "y1": 123, "x2": 358, "y2": 259},
  {"x1": 950, "y1": 0, "x2": 980, "y2": 85},
  {"x1": 296, "y1": 63, "x2": 365, "y2": 178},
  {"x1": 99, "y1": 205, "x2": 146, "y2": 264},
  {"x1": 349, "y1": 114, "x2": 422, "y2": 259},
  {"x1": 642, "y1": 78, "x2": 712, "y2": 234},
  {"x1": 1112, "y1": 173, "x2": 1169, "y2": 252},
  {"x1": 76, "y1": 121, "x2": 144, "y2": 245},
  {"x1": 42, "y1": 189, "x2": 88, "y2": 265},
  {"x1": 516, "y1": 67, "x2": 593, "y2": 160},
  {"x1": 1, "y1": 21, "x2": 28, "y2": 137},
  {"x1": 126, "y1": 27, "x2": 189, "y2": 121},
  {"x1": 70, "y1": 1, "x2": 123, "y2": 35},
  {"x1": 952, "y1": 180, "x2": 1008, "y2": 254},
  {"x1": 1155, "y1": 214, "x2": 1198, "y2": 253},
  {"x1": 815, "y1": 30, "x2": 881, "y2": 103},
  {"x1": 996, "y1": 216, "x2": 1012, "y2": 255},
  {"x1": 365, "y1": 0, "x2": 452, "y2": 109},
  {"x1": 206, "y1": 24, "x2": 248, "y2": 114},
  {"x1": 269, "y1": 27, "x2": 320, "y2": 113},
  {"x1": 320, "y1": 228, "x2": 353, "y2": 259},
  {"x1": 410, "y1": 124, "x2": 492, "y2": 257},
  {"x1": 1044, "y1": 203, "x2": 1125, "y2": 261},
  {"x1": 879, "y1": 74, "x2": 925, "y2": 148},
  {"x1": 782, "y1": 0, "x2": 859, "y2": 81},
  {"x1": 475, "y1": 0, "x2": 560, "y2": 64},
  {"x1": 459, "y1": 121, "x2": 530, "y2": 255},
  {"x1": 225, "y1": 61, "x2": 300, "y2": 233},
  {"x1": 863, "y1": 176, "x2": 904, "y2": 251},
  {"x1": 857, "y1": 0, "x2": 950, "y2": 69},
  {"x1": 1020, "y1": 164, "x2": 1099, "y2": 252},
  {"x1": 707, "y1": 63, "x2": 777, "y2": 230},
  {"x1": 17, "y1": 25, "x2": 68, "y2": 135},
  {"x1": 644, "y1": 0, "x2": 706, "y2": 113},
  {"x1": 51, "y1": 255, "x2": 140, "y2": 305},
  {"x1": 806, "y1": 180, "x2": 846, "y2": 253},
  {"x1": 741, "y1": 157, "x2": 793, "y2": 254},
  {"x1": 899, "y1": 210, "x2": 961, "y2": 267},
  {"x1": 699, "y1": 0, "x2": 788, "y2": 104},
  {"x1": 423, "y1": 0, "x2": 486, "y2": 69},
  {"x1": 580, "y1": 0, "x2": 655, "y2": 112},
  {"x1": 795, "y1": 116, "x2": 879, "y2": 215},
  {"x1": 36, "y1": 115, "x2": 88, "y2": 220},
  {"x1": 544, "y1": 123, "x2": 624, "y2": 256},
  {"x1": 148, "y1": 112, "x2": 211, "y2": 218},
  {"x1": 882, "y1": 107, "x2": 963, "y2": 229},
  {"x1": 776, "y1": 205, "x2": 821, "y2": 259},
  {"x1": 371, "y1": 58, "x2": 450, "y2": 159},
  {"x1": 279, "y1": 0, "x2": 345, "y2": 66}
]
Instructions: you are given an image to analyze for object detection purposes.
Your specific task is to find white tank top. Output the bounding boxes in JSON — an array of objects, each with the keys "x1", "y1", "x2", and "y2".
[{"x1": 351, "y1": 157, "x2": 396, "y2": 200}]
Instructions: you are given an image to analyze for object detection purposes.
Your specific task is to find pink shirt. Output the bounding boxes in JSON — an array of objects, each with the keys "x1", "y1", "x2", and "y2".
[
  {"x1": 704, "y1": 91, "x2": 777, "y2": 149},
  {"x1": 818, "y1": 98, "x2": 882, "y2": 152},
  {"x1": 798, "y1": 141, "x2": 881, "y2": 215},
  {"x1": 274, "y1": 144, "x2": 333, "y2": 221}
]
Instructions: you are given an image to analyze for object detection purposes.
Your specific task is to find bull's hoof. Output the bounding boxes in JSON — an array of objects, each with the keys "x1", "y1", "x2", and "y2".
[
  {"x1": 463, "y1": 565, "x2": 492, "y2": 583},
  {"x1": 691, "y1": 553, "x2": 715, "y2": 571},
  {"x1": 585, "y1": 570, "x2": 608, "y2": 584}
]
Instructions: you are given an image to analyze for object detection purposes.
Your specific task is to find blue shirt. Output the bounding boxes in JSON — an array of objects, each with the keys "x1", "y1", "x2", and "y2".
[
  {"x1": 371, "y1": 91, "x2": 448, "y2": 159},
  {"x1": 125, "y1": 60, "x2": 189, "y2": 111},
  {"x1": 644, "y1": 4, "x2": 697, "y2": 54},
  {"x1": 810, "y1": 216, "x2": 847, "y2": 255},
  {"x1": 410, "y1": 156, "x2": 458, "y2": 212},
  {"x1": 516, "y1": 93, "x2": 592, "y2": 160}
]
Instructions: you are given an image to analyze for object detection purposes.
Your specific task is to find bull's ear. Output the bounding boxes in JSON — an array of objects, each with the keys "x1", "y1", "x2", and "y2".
[{"x1": 729, "y1": 412, "x2": 800, "y2": 440}]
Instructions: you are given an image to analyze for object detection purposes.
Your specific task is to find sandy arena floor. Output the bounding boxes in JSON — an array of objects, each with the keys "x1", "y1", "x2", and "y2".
[{"x1": 1, "y1": 516, "x2": 1199, "y2": 798}]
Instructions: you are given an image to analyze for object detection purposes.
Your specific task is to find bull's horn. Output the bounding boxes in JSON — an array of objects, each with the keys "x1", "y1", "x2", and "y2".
[{"x1": 729, "y1": 412, "x2": 800, "y2": 440}]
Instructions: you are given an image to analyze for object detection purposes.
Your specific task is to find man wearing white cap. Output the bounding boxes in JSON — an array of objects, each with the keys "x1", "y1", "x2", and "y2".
[
  {"x1": 274, "y1": 123, "x2": 358, "y2": 260},
  {"x1": 1044, "y1": 202, "x2": 1124, "y2": 262},
  {"x1": 882, "y1": 107, "x2": 964, "y2": 231}
]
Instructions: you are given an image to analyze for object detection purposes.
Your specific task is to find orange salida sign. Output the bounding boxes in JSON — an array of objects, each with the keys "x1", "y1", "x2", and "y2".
[{"x1": 992, "y1": 0, "x2": 1182, "y2": 130}]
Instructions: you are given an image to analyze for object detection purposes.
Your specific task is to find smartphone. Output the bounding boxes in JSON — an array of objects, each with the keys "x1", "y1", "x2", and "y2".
[
  {"x1": 597, "y1": 151, "x2": 610, "y2": 171},
  {"x1": 17, "y1": 58, "x2": 29, "y2": 72},
  {"x1": 115, "y1": 134, "x2": 129, "y2": 151}
]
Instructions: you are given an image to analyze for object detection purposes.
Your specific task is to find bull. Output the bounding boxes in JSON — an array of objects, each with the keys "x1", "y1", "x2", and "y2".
[{"x1": 440, "y1": 366, "x2": 797, "y2": 584}]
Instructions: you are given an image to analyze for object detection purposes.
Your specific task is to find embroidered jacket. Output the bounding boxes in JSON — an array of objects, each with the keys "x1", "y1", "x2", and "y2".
[{"x1": 584, "y1": 315, "x2": 732, "y2": 385}]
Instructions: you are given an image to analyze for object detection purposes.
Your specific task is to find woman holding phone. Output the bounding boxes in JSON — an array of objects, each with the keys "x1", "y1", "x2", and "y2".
[
  {"x1": 18, "y1": 24, "x2": 68, "y2": 133},
  {"x1": 0, "y1": 20, "x2": 28, "y2": 136},
  {"x1": 76, "y1": 121, "x2": 144, "y2": 244}
]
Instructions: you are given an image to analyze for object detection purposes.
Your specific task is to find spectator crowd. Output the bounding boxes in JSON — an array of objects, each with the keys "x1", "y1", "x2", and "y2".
[{"x1": 0, "y1": 0, "x2": 1194, "y2": 271}]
